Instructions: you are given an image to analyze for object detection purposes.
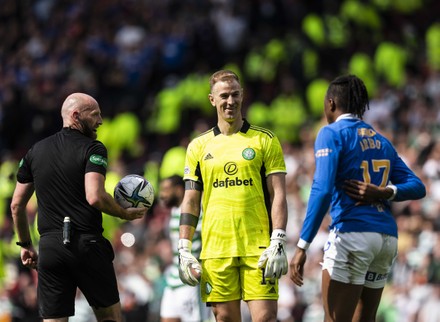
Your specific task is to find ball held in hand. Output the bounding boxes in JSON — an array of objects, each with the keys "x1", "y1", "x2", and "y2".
[{"x1": 114, "y1": 174, "x2": 155, "y2": 209}]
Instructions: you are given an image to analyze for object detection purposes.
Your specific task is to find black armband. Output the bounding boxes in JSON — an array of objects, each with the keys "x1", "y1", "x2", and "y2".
[
  {"x1": 16, "y1": 241, "x2": 32, "y2": 248},
  {"x1": 185, "y1": 180, "x2": 202, "y2": 191},
  {"x1": 180, "y1": 213, "x2": 199, "y2": 228}
]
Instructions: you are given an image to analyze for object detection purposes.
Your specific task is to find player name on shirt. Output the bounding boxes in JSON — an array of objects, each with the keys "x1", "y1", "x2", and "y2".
[{"x1": 358, "y1": 128, "x2": 382, "y2": 152}]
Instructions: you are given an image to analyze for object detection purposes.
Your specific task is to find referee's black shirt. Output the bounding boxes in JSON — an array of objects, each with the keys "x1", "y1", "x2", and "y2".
[{"x1": 17, "y1": 127, "x2": 108, "y2": 235}]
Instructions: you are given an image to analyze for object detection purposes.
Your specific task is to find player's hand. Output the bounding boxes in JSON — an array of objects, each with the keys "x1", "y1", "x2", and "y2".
[
  {"x1": 290, "y1": 247, "x2": 307, "y2": 286},
  {"x1": 123, "y1": 207, "x2": 148, "y2": 221},
  {"x1": 178, "y1": 239, "x2": 201, "y2": 286},
  {"x1": 258, "y1": 229, "x2": 288, "y2": 279},
  {"x1": 343, "y1": 179, "x2": 386, "y2": 204}
]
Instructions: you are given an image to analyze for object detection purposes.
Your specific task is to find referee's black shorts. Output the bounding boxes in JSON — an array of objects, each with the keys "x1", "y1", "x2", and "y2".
[{"x1": 37, "y1": 231, "x2": 120, "y2": 319}]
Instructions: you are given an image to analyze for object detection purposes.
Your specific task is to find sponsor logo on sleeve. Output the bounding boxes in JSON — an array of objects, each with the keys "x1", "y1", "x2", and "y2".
[
  {"x1": 315, "y1": 148, "x2": 332, "y2": 157},
  {"x1": 89, "y1": 154, "x2": 108, "y2": 168}
]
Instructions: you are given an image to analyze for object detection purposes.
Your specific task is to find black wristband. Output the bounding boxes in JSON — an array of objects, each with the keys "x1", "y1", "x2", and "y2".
[
  {"x1": 180, "y1": 213, "x2": 199, "y2": 228},
  {"x1": 16, "y1": 241, "x2": 32, "y2": 247},
  {"x1": 185, "y1": 180, "x2": 202, "y2": 191}
]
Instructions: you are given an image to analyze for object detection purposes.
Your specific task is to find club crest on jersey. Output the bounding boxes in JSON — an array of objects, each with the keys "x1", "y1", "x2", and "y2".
[{"x1": 242, "y1": 148, "x2": 255, "y2": 160}]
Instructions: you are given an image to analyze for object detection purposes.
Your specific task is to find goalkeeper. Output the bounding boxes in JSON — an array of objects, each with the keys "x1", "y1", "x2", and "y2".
[{"x1": 178, "y1": 70, "x2": 288, "y2": 322}]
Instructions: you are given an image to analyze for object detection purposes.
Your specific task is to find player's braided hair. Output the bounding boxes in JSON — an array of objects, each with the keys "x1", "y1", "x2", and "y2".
[{"x1": 327, "y1": 75, "x2": 370, "y2": 119}]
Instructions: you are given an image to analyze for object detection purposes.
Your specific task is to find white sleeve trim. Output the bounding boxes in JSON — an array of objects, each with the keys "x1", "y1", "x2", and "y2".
[
  {"x1": 386, "y1": 184, "x2": 397, "y2": 200},
  {"x1": 297, "y1": 238, "x2": 310, "y2": 250}
]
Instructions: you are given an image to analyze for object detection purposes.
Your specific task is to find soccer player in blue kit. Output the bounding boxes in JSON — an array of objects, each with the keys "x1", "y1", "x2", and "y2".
[{"x1": 290, "y1": 75, "x2": 426, "y2": 322}]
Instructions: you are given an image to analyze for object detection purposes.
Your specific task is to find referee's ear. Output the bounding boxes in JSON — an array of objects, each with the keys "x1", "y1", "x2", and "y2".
[{"x1": 71, "y1": 110, "x2": 79, "y2": 121}]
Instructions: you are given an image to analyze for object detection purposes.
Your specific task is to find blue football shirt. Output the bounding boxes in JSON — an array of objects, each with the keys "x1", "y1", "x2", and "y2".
[{"x1": 299, "y1": 114, "x2": 425, "y2": 245}]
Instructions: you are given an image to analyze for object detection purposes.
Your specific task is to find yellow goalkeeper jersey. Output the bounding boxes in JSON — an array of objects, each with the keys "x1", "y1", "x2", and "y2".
[{"x1": 183, "y1": 120, "x2": 286, "y2": 259}]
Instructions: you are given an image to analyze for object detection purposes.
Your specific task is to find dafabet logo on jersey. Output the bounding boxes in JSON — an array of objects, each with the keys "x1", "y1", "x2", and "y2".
[{"x1": 212, "y1": 161, "x2": 254, "y2": 188}]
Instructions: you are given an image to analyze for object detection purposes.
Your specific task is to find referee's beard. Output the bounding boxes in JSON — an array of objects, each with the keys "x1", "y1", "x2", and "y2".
[{"x1": 78, "y1": 118, "x2": 97, "y2": 139}]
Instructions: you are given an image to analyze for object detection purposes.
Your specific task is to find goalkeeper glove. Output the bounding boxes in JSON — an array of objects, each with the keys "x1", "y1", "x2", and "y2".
[
  {"x1": 258, "y1": 229, "x2": 288, "y2": 279},
  {"x1": 178, "y1": 239, "x2": 202, "y2": 286}
]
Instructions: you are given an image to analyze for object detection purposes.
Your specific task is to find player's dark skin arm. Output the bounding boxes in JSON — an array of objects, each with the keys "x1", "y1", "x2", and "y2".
[{"x1": 343, "y1": 179, "x2": 394, "y2": 204}]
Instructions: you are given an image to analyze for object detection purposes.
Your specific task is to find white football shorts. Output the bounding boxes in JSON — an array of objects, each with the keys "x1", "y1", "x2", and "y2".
[
  {"x1": 322, "y1": 229, "x2": 398, "y2": 288},
  {"x1": 160, "y1": 284, "x2": 206, "y2": 322}
]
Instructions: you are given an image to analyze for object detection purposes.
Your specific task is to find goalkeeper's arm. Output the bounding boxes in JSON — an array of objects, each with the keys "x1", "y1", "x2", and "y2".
[
  {"x1": 178, "y1": 181, "x2": 202, "y2": 286},
  {"x1": 179, "y1": 181, "x2": 202, "y2": 241},
  {"x1": 178, "y1": 212, "x2": 202, "y2": 286},
  {"x1": 258, "y1": 173, "x2": 288, "y2": 279},
  {"x1": 267, "y1": 173, "x2": 288, "y2": 232},
  {"x1": 258, "y1": 229, "x2": 288, "y2": 279}
]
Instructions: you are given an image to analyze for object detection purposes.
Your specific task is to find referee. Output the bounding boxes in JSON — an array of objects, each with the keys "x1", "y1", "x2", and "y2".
[{"x1": 10, "y1": 93, "x2": 148, "y2": 322}]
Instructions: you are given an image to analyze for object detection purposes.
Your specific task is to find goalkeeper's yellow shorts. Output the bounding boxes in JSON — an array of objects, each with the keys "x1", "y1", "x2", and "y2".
[{"x1": 200, "y1": 256, "x2": 279, "y2": 303}]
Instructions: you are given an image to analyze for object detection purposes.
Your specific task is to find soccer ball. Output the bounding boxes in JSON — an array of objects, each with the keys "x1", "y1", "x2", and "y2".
[{"x1": 114, "y1": 174, "x2": 155, "y2": 209}]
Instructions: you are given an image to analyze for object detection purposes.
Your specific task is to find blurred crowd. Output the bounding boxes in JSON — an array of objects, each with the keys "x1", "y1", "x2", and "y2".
[{"x1": 1, "y1": 0, "x2": 440, "y2": 321}]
